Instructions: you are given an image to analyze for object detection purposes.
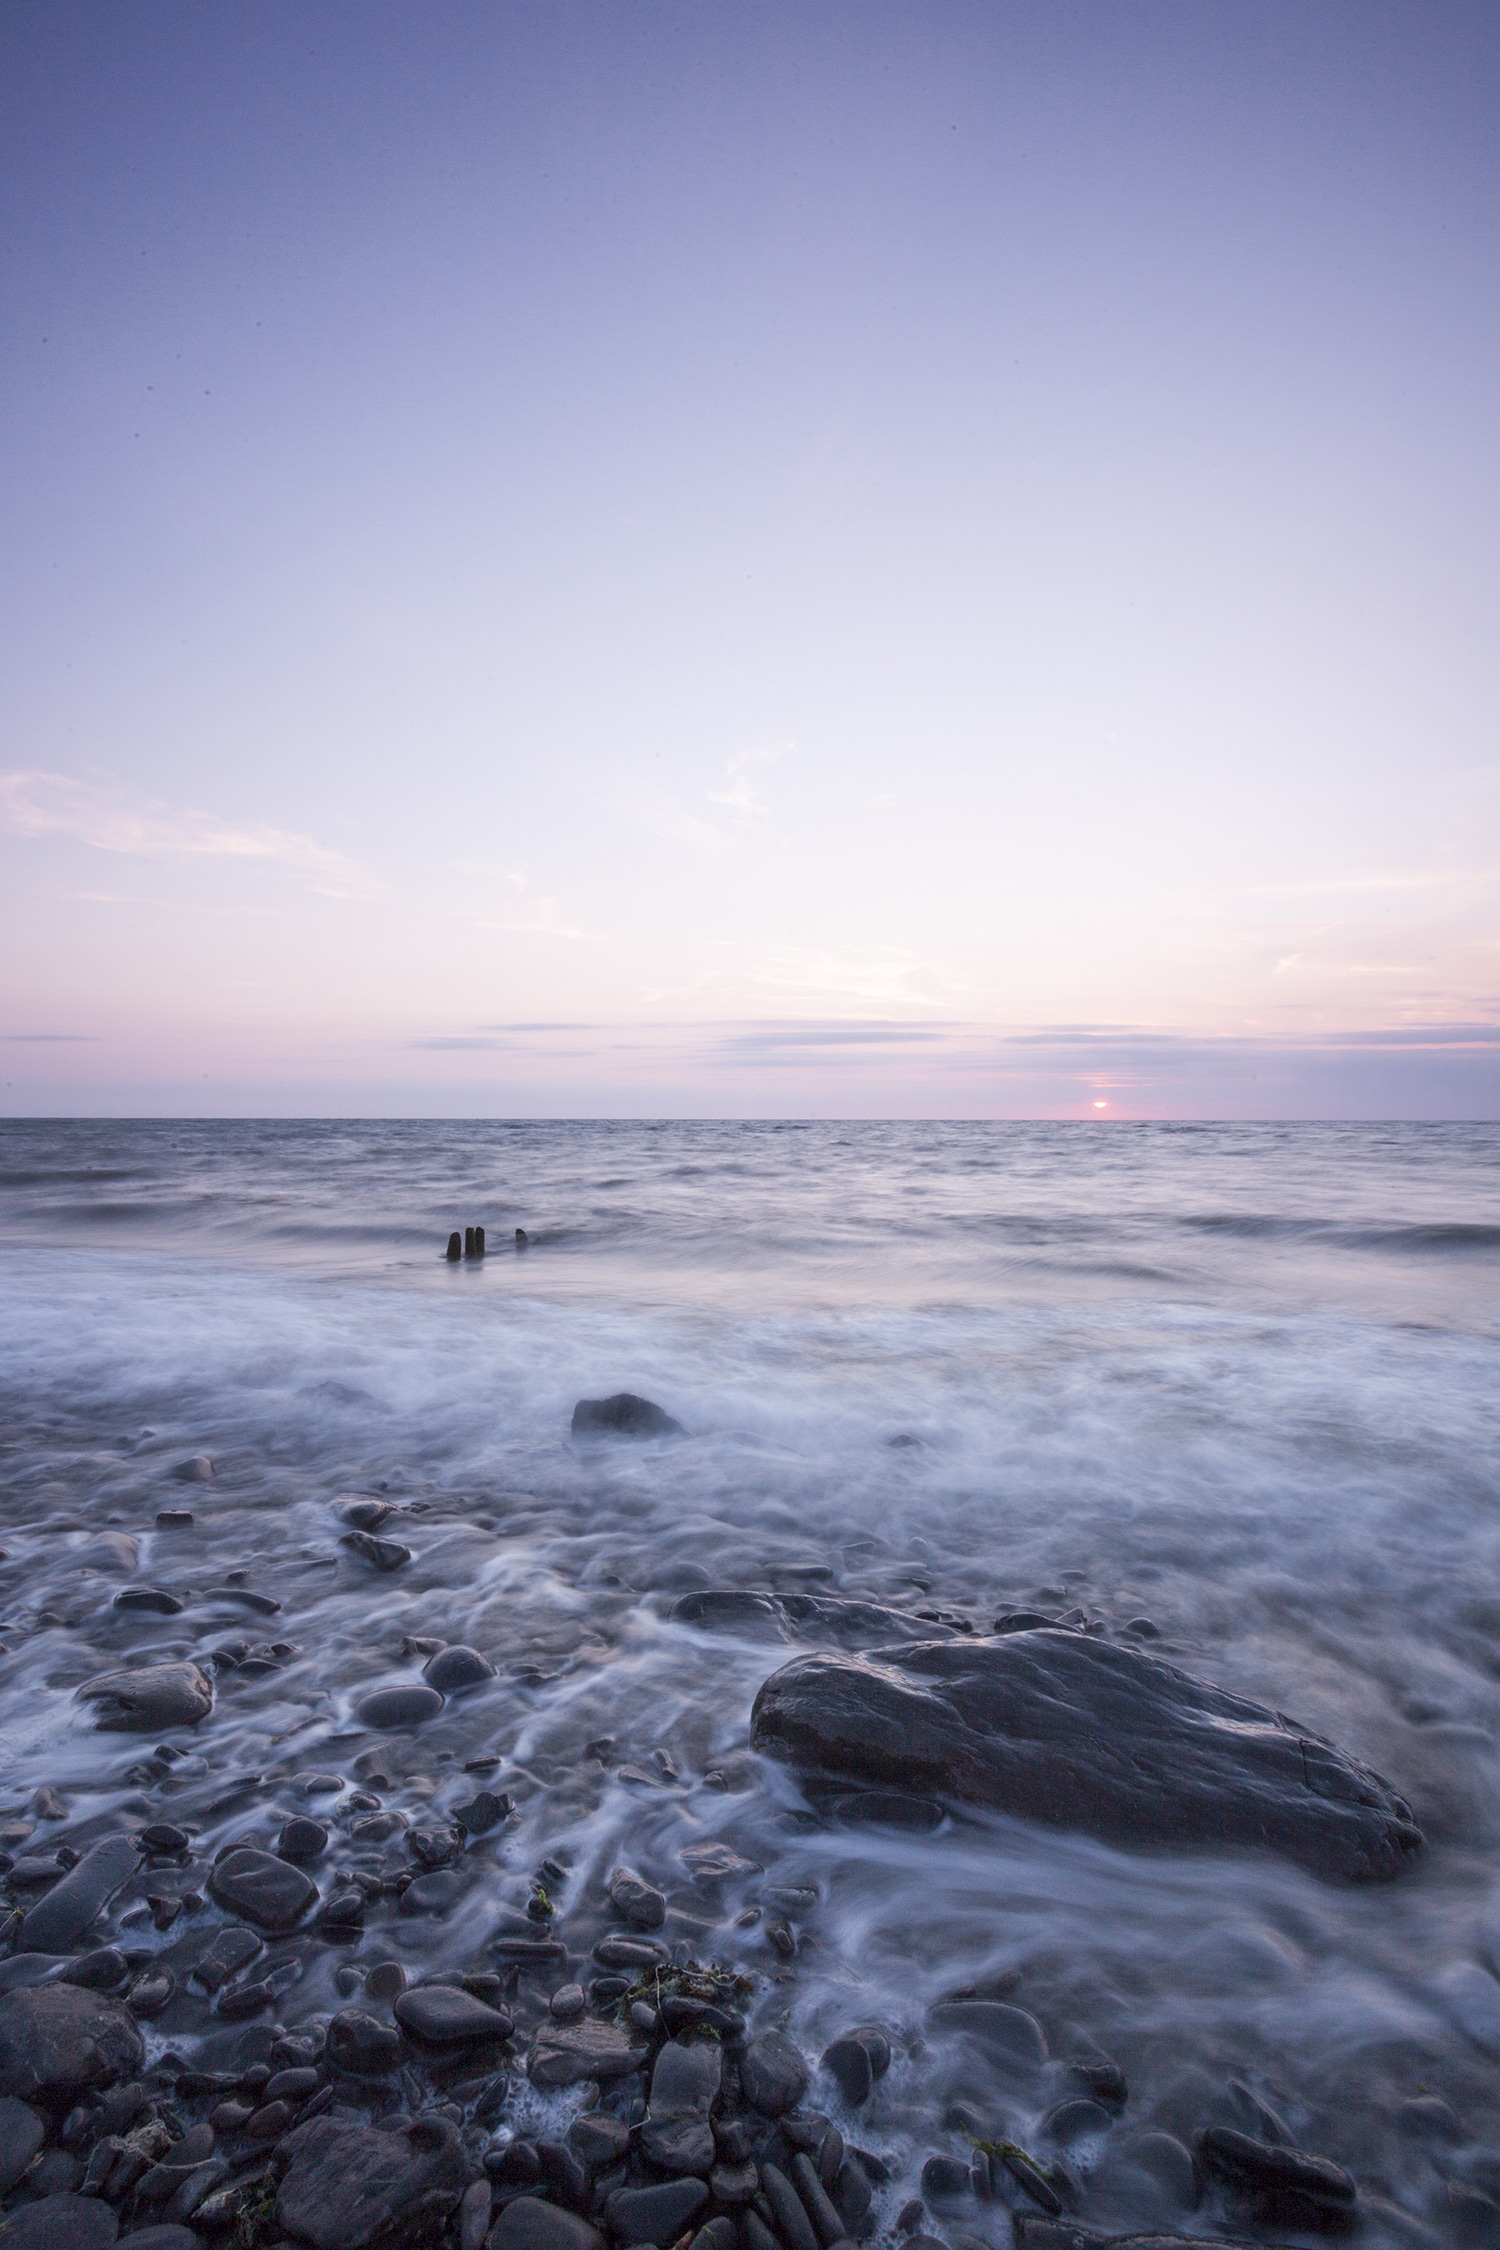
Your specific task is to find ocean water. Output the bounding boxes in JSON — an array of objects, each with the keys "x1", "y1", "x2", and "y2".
[{"x1": 1, "y1": 1118, "x2": 1499, "y2": 2241}]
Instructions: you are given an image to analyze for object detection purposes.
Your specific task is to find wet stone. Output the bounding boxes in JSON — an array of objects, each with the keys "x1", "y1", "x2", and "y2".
[
  {"x1": 606, "y1": 2177, "x2": 709, "y2": 2245},
  {"x1": 0, "y1": 2195, "x2": 120, "y2": 2249},
  {"x1": 490, "y1": 2197, "x2": 606, "y2": 2250},
  {"x1": 209, "y1": 1845, "x2": 317, "y2": 1931},
  {"x1": 277, "y1": 1816, "x2": 328, "y2": 1862},
  {"x1": 341, "y1": 1531, "x2": 412, "y2": 1571},
  {"x1": 191, "y1": 1925, "x2": 262, "y2": 1991},
  {"x1": 18, "y1": 1836, "x2": 137, "y2": 1953},
  {"x1": 454, "y1": 1790, "x2": 509, "y2": 1835},
  {"x1": 355, "y1": 1684, "x2": 443, "y2": 1728},
  {"x1": 399, "y1": 1869, "x2": 465, "y2": 1915},
  {"x1": 571, "y1": 1392, "x2": 684, "y2": 1439},
  {"x1": 928, "y1": 2000, "x2": 1048, "y2": 2065},
  {"x1": 327, "y1": 2008, "x2": 403, "y2": 2075},
  {"x1": 740, "y1": 2031, "x2": 808, "y2": 2118},
  {"x1": 275, "y1": 2112, "x2": 469, "y2": 2248},
  {"x1": 394, "y1": 1984, "x2": 514, "y2": 2047},
  {"x1": 608, "y1": 1865, "x2": 666, "y2": 1930},
  {"x1": 1198, "y1": 2126, "x2": 1357, "y2": 2211},
  {"x1": 0, "y1": 1984, "x2": 144, "y2": 2103},
  {"x1": 0, "y1": 2096, "x2": 45, "y2": 2194},
  {"x1": 113, "y1": 1587, "x2": 182, "y2": 1614},
  {"x1": 751, "y1": 1628, "x2": 1423, "y2": 1884},
  {"x1": 529, "y1": 2017, "x2": 647, "y2": 2088},
  {"x1": 422, "y1": 1644, "x2": 496, "y2": 1693},
  {"x1": 74, "y1": 1662, "x2": 213, "y2": 1733},
  {"x1": 364, "y1": 1961, "x2": 407, "y2": 2002}
]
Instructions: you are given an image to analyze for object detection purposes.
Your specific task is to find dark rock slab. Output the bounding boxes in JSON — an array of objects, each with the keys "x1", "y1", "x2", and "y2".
[
  {"x1": 115, "y1": 2231, "x2": 200, "y2": 2250},
  {"x1": 74, "y1": 1661, "x2": 213, "y2": 1732},
  {"x1": 674, "y1": 1589, "x2": 957, "y2": 1646},
  {"x1": 571, "y1": 1393, "x2": 684, "y2": 1439},
  {"x1": 606, "y1": 2177, "x2": 708, "y2": 2244},
  {"x1": 1014, "y1": 2227, "x2": 1272, "y2": 2250},
  {"x1": 0, "y1": 2096, "x2": 44, "y2": 2193},
  {"x1": 18, "y1": 1836, "x2": 137, "y2": 1953},
  {"x1": 394, "y1": 1985, "x2": 513, "y2": 2047},
  {"x1": 528, "y1": 2017, "x2": 646, "y2": 2088},
  {"x1": 490, "y1": 2197, "x2": 604, "y2": 2250},
  {"x1": 275, "y1": 2112, "x2": 469, "y2": 2247},
  {"x1": 341, "y1": 1531, "x2": 412, "y2": 1571},
  {"x1": 356, "y1": 1684, "x2": 443, "y2": 1729},
  {"x1": 0, "y1": 2196, "x2": 118, "y2": 2249},
  {"x1": 928, "y1": 2000, "x2": 1048, "y2": 2064},
  {"x1": 751, "y1": 1628, "x2": 1423, "y2": 1883},
  {"x1": 739, "y1": 2031, "x2": 808, "y2": 2117},
  {"x1": 190, "y1": 1925, "x2": 262, "y2": 1991},
  {"x1": 0, "y1": 1985, "x2": 143, "y2": 2103},
  {"x1": 208, "y1": 1845, "x2": 317, "y2": 1931},
  {"x1": 422, "y1": 1645, "x2": 495, "y2": 1693}
]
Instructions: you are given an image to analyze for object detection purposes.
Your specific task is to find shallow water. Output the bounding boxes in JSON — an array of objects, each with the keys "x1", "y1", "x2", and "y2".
[{"x1": 1, "y1": 1119, "x2": 1499, "y2": 2243}]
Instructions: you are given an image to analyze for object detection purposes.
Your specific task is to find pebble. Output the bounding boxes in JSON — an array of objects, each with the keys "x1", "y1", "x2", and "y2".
[
  {"x1": 326, "y1": 2008, "x2": 403, "y2": 2075},
  {"x1": 0, "y1": 2096, "x2": 45, "y2": 2194},
  {"x1": 0, "y1": 2195, "x2": 120, "y2": 2248},
  {"x1": 1198, "y1": 2125, "x2": 1357, "y2": 2210},
  {"x1": 393, "y1": 1985, "x2": 514, "y2": 2047},
  {"x1": 209, "y1": 1846, "x2": 318, "y2": 1932},
  {"x1": 191, "y1": 1926, "x2": 262, "y2": 1991},
  {"x1": 113, "y1": 1587, "x2": 183, "y2": 1614},
  {"x1": 276, "y1": 1817, "x2": 328, "y2": 1862},
  {"x1": 355, "y1": 1684, "x2": 443, "y2": 1728},
  {"x1": 0, "y1": 1985, "x2": 144, "y2": 2103},
  {"x1": 74, "y1": 1661, "x2": 214, "y2": 1733},
  {"x1": 422, "y1": 1644, "x2": 497, "y2": 1692},
  {"x1": 364, "y1": 1961, "x2": 407, "y2": 2002},
  {"x1": 528, "y1": 2017, "x2": 647, "y2": 2088},
  {"x1": 607, "y1": 2177, "x2": 709, "y2": 2244},
  {"x1": 154, "y1": 1510, "x2": 194, "y2": 1528},
  {"x1": 341, "y1": 1531, "x2": 412, "y2": 1571},
  {"x1": 608, "y1": 1865, "x2": 667, "y2": 1930},
  {"x1": 550, "y1": 1983, "x2": 586, "y2": 2019},
  {"x1": 454, "y1": 1789, "x2": 510, "y2": 1834},
  {"x1": 489, "y1": 2198, "x2": 605, "y2": 2250},
  {"x1": 170, "y1": 1456, "x2": 214, "y2": 1481},
  {"x1": 740, "y1": 2031, "x2": 809, "y2": 2118}
]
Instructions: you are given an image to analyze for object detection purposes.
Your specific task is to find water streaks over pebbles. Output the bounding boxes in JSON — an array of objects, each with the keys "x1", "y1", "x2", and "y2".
[{"x1": 0, "y1": 1120, "x2": 1495, "y2": 2245}]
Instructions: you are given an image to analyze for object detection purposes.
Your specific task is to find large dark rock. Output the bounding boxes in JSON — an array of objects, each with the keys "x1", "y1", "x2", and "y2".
[
  {"x1": 74, "y1": 1661, "x2": 213, "y2": 1732},
  {"x1": 208, "y1": 1845, "x2": 318, "y2": 1931},
  {"x1": 571, "y1": 1393, "x2": 683, "y2": 1439},
  {"x1": 0, "y1": 1985, "x2": 143, "y2": 2103},
  {"x1": 0, "y1": 2196, "x2": 118, "y2": 2249},
  {"x1": 1015, "y1": 2228, "x2": 1268, "y2": 2250},
  {"x1": 750, "y1": 1629, "x2": 1423, "y2": 1883},
  {"x1": 675, "y1": 1589, "x2": 958, "y2": 1646},
  {"x1": 739, "y1": 2031, "x2": 808, "y2": 2117},
  {"x1": 18, "y1": 1836, "x2": 137, "y2": 1953},
  {"x1": 274, "y1": 2112, "x2": 470, "y2": 2247},
  {"x1": 326, "y1": 2009, "x2": 402, "y2": 2076}
]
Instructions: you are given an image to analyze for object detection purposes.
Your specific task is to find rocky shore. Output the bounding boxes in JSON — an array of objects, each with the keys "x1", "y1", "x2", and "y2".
[{"x1": 0, "y1": 1396, "x2": 1481, "y2": 2250}]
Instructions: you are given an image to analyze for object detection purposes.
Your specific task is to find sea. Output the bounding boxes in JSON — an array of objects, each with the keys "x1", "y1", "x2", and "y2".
[{"x1": 1, "y1": 1118, "x2": 1498, "y2": 2240}]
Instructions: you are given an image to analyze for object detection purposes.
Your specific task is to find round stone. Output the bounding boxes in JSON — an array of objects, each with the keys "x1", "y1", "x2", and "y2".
[{"x1": 356, "y1": 1685, "x2": 443, "y2": 1729}]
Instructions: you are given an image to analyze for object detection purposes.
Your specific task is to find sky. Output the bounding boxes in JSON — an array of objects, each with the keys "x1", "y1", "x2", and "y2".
[{"x1": 1, "y1": 0, "x2": 1496, "y2": 1119}]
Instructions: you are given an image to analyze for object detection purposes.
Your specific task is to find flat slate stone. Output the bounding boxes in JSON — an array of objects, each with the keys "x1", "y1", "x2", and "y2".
[
  {"x1": 674, "y1": 1589, "x2": 955, "y2": 1646},
  {"x1": 208, "y1": 1845, "x2": 318, "y2": 1931},
  {"x1": 0, "y1": 2195, "x2": 118, "y2": 2249},
  {"x1": 18, "y1": 1836, "x2": 138, "y2": 1953},
  {"x1": 0, "y1": 1985, "x2": 143, "y2": 2103},
  {"x1": 1014, "y1": 2227, "x2": 1272, "y2": 2250},
  {"x1": 489, "y1": 2198, "x2": 605, "y2": 2250},
  {"x1": 750, "y1": 1628, "x2": 1423, "y2": 1883},
  {"x1": 326, "y1": 2008, "x2": 402, "y2": 2076},
  {"x1": 394, "y1": 1985, "x2": 514, "y2": 2047},
  {"x1": 355, "y1": 1684, "x2": 443, "y2": 1729},
  {"x1": 275, "y1": 2112, "x2": 469, "y2": 2249},
  {"x1": 74, "y1": 1661, "x2": 213, "y2": 1733},
  {"x1": 528, "y1": 2016, "x2": 647, "y2": 2088}
]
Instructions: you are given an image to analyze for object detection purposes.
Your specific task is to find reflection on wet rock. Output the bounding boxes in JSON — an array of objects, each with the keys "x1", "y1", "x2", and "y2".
[{"x1": 74, "y1": 1661, "x2": 213, "y2": 1731}]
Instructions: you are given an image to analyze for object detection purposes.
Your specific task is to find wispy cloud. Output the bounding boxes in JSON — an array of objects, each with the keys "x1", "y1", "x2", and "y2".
[
  {"x1": 706, "y1": 742, "x2": 790, "y2": 829},
  {"x1": 0, "y1": 1032, "x2": 98, "y2": 1043},
  {"x1": 0, "y1": 771, "x2": 376, "y2": 898},
  {"x1": 457, "y1": 864, "x2": 592, "y2": 939}
]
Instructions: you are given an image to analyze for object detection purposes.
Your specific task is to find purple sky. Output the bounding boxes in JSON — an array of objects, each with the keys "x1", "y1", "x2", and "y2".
[{"x1": 2, "y1": 2, "x2": 1496, "y2": 1117}]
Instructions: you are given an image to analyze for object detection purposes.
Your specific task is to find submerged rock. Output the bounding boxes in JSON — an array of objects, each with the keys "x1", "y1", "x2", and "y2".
[
  {"x1": 0, "y1": 1984, "x2": 143, "y2": 2103},
  {"x1": 18, "y1": 1835, "x2": 137, "y2": 1953},
  {"x1": 750, "y1": 1628, "x2": 1422, "y2": 1883},
  {"x1": 0, "y1": 2196, "x2": 120, "y2": 2248},
  {"x1": 674, "y1": 1588, "x2": 958, "y2": 1646},
  {"x1": 422, "y1": 1644, "x2": 496, "y2": 1693},
  {"x1": 571, "y1": 1392, "x2": 683, "y2": 1438},
  {"x1": 74, "y1": 1661, "x2": 213, "y2": 1732},
  {"x1": 208, "y1": 1846, "x2": 317, "y2": 1931}
]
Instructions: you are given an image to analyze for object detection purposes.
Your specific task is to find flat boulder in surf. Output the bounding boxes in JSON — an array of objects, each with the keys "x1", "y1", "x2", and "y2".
[
  {"x1": 571, "y1": 1393, "x2": 683, "y2": 1438},
  {"x1": 750, "y1": 1628, "x2": 1422, "y2": 1883},
  {"x1": 673, "y1": 1588, "x2": 958, "y2": 1646},
  {"x1": 75, "y1": 1661, "x2": 213, "y2": 1732}
]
